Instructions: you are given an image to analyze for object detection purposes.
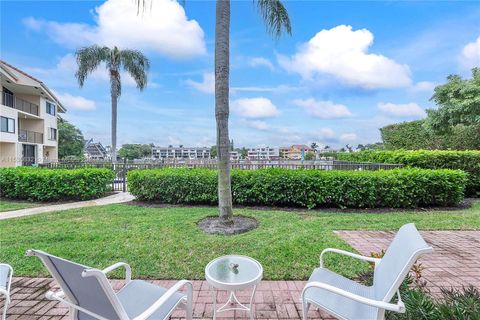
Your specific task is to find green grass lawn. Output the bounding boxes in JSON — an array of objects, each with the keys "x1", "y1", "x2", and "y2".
[
  {"x1": 0, "y1": 200, "x2": 37, "y2": 212},
  {"x1": 0, "y1": 201, "x2": 478, "y2": 280}
]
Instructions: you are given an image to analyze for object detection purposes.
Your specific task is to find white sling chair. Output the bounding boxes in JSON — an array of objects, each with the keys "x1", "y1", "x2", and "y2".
[
  {"x1": 0, "y1": 264, "x2": 13, "y2": 320},
  {"x1": 301, "y1": 223, "x2": 433, "y2": 320},
  {"x1": 26, "y1": 250, "x2": 193, "y2": 320}
]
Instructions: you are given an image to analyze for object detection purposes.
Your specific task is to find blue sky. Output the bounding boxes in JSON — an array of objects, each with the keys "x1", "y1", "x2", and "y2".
[{"x1": 1, "y1": 0, "x2": 479, "y2": 149}]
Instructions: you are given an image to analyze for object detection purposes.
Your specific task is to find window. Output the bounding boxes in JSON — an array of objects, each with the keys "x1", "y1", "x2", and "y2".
[
  {"x1": 0, "y1": 116, "x2": 15, "y2": 133},
  {"x1": 48, "y1": 127, "x2": 57, "y2": 140},
  {"x1": 46, "y1": 101, "x2": 56, "y2": 116}
]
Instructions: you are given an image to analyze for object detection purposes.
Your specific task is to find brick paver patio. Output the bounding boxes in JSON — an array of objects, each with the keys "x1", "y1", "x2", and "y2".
[
  {"x1": 2, "y1": 230, "x2": 479, "y2": 319},
  {"x1": 3, "y1": 278, "x2": 335, "y2": 319},
  {"x1": 336, "y1": 230, "x2": 480, "y2": 294}
]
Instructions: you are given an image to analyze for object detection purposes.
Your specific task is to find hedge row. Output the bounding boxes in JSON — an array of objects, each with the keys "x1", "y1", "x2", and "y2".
[
  {"x1": 0, "y1": 167, "x2": 115, "y2": 201},
  {"x1": 336, "y1": 150, "x2": 480, "y2": 196},
  {"x1": 128, "y1": 168, "x2": 467, "y2": 209}
]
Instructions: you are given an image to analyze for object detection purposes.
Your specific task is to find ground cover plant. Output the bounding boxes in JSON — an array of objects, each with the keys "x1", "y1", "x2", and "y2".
[
  {"x1": 0, "y1": 201, "x2": 478, "y2": 280},
  {"x1": 128, "y1": 167, "x2": 467, "y2": 208},
  {"x1": 0, "y1": 167, "x2": 115, "y2": 201}
]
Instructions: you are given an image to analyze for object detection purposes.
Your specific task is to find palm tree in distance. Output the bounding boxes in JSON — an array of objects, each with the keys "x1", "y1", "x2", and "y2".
[
  {"x1": 75, "y1": 45, "x2": 149, "y2": 163},
  {"x1": 136, "y1": 0, "x2": 291, "y2": 223}
]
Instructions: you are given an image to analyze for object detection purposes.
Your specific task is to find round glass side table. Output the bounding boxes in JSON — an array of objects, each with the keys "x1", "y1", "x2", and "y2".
[{"x1": 205, "y1": 255, "x2": 263, "y2": 320}]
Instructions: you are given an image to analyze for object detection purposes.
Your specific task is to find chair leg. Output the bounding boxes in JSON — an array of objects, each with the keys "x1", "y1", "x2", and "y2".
[
  {"x1": 186, "y1": 298, "x2": 193, "y2": 320},
  {"x1": 302, "y1": 300, "x2": 310, "y2": 320},
  {"x1": 2, "y1": 303, "x2": 8, "y2": 320}
]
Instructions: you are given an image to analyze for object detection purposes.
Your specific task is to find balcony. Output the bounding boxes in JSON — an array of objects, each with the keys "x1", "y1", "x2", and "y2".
[
  {"x1": 19, "y1": 129, "x2": 43, "y2": 144},
  {"x1": 2, "y1": 91, "x2": 40, "y2": 116}
]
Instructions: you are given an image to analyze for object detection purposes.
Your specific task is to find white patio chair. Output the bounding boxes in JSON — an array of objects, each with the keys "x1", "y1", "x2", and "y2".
[
  {"x1": 26, "y1": 249, "x2": 193, "y2": 320},
  {"x1": 0, "y1": 264, "x2": 13, "y2": 320},
  {"x1": 301, "y1": 223, "x2": 433, "y2": 320}
]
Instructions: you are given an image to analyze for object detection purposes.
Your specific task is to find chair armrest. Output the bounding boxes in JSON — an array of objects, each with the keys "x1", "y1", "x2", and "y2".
[
  {"x1": 302, "y1": 281, "x2": 405, "y2": 313},
  {"x1": 320, "y1": 248, "x2": 381, "y2": 268},
  {"x1": 133, "y1": 280, "x2": 193, "y2": 320},
  {"x1": 102, "y1": 262, "x2": 132, "y2": 283}
]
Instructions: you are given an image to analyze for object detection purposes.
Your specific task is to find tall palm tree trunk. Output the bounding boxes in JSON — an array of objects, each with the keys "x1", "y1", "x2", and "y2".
[
  {"x1": 215, "y1": 0, "x2": 233, "y2": 221},
  {"x1": 110, "y1": 76, "x2": 119, "y2": 163}
]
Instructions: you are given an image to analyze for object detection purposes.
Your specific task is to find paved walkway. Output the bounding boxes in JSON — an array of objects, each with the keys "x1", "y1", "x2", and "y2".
[
  {"x1": 3, "y1": 278, "x2": 335, "y2": 320},
  {"x1": 0, "y1": 192, "x2": 134, "y2": 220},
  {"x1": 336, "y1": 230, "x2": 480, "y2": 294}
]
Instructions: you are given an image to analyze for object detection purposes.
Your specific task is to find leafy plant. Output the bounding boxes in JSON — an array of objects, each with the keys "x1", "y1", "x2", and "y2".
[
  {"x1": 337, "y1": 150, "x2": 480, "y2": 196},
  {"x1": 0, "y1": 167, "x2": 115, "y2": 201},
  {"x1": 128, "y1": 167, "x2": 466, "y2": 208}
]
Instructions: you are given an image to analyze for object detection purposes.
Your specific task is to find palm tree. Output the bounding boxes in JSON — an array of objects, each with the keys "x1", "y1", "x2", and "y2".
[
  {"x1": 75, "y1": 45, "x2": 149, "y2": 163},
  {"x1": 137, "y1": 0, "x2": 291, "y2": 222},
  {"x1": 214, "y1": 0, "x2": 291, "y2": 222}
]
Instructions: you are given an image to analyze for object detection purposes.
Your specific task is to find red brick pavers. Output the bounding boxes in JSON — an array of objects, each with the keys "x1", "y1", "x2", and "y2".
[
  {"x1": 336, "y1": 230, "x2": 480, "y2": 294},
  {"x1": 2, "y1": 278, "x2": 336, "y2": 319}
]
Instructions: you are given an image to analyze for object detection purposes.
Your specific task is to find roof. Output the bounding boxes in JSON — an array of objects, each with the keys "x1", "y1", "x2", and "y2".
[{"x1": 0, "y1": 60, "x2": 66, "y2": 113}]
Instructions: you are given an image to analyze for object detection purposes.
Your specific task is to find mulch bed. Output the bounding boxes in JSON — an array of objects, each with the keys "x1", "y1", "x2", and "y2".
[{"x1": 126, "y1": 198, "x2": 476, "y2": 214}]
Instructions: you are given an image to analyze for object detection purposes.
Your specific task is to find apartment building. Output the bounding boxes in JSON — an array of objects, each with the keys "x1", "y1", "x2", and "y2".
[
  {"x1": 247, "y1": 147, "x2": 280, "y2": 160},
  {"x1": 280, "y1": 144, "x2": 314, "y2": 160},
  {"x1": 1, "y1": 61, "x2": 66, "y2": 167},
  {"x1": 152, "y1": 146, "x2": 211, "y2": 160},
  {"x1": 84, "y1": 139, "x2": 109, "y2": 160}
]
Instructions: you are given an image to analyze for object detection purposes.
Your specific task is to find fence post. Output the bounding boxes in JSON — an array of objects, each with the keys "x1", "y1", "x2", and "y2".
[{"x1": 123, "y1": 157, "x2": 127, "y2": 192}]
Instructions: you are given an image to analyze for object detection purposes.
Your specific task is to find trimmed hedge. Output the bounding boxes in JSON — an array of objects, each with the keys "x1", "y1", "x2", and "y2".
[
  {"x1": 336, "y1": 150, "x2": 480, "y2": 196},
  {"x1": 0, "y1": 167, "x2": 115, "y2": 201},
  {"x1": 128, "y1": 168, "x2": 467, "y2": 209}
]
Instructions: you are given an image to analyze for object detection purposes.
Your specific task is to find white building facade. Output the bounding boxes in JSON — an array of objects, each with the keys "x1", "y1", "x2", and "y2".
[
  {"x1": 1, "y1": 61, "x2": 66, "y2": 167},
  {"x1": 152, "y1": 146, "x2": 211, "y2": 160},
  {"x1": 247, "y1": 147, "x2": 280, "y2": 160}
]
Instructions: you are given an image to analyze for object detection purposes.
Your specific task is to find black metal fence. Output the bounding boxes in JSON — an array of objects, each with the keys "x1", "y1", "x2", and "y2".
[{"x1": 41, "y1": 159, "x2": 403, "y2": 192}]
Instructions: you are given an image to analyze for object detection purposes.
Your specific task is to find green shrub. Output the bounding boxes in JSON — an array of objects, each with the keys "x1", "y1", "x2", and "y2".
[
  {"x1": 0, "y1": 167, "x2": 115, "y2": 201},
  {"x1": 128, "y1": 168, "x2": 466, "y2": 208},
  {"x1": 380, "y1": 120, "x2": 480, "y2": 151},
  {"x1": 337, "y1": 150, "x2": 480, "y2": 196}
]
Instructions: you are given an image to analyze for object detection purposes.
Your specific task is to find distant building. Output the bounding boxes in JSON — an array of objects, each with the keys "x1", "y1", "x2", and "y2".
[
  {"x1": 280, "y1": 144, "x2": 314, "y2": 160},
  {"x1": 230, "y1": 151, "x2": 240, "y2": 161},
  {"x1": 84, "y1": 139, "x2": 108, "y2": 160},
  {"x1": 247, "y1": 147, "x2": 279, "y2": 160},
  {"x1": 152, "y1": 146, "x2": 211, "y2": 160}
]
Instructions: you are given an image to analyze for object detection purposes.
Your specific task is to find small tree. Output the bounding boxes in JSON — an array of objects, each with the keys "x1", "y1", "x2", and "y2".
[
  {"x1": 304, "y1": 151, "x2": 315, "y2": 160},
  {"x1": 426, "y1": 68, "x2": 480, "y2": 133},
  {"x1": 58, "y1": 118, "x2": 85, "y2": 159}
]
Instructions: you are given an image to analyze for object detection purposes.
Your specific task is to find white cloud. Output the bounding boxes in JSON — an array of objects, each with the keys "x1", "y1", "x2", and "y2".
[
  {"x1": 53, "y1": 92, "x2": 96, "y2": 110},
  {"x1": 378, "y1": 102, "x2": 426, "y2": 117},
  {"x1": 460, "y1": 36, "x2": 480, "y2": 68},
  {"x1": 231, "y1": 97, "x2": 280, "y2": 119},
  {"x1": 340, "y1": 133, "x2": 357, "y2": 142},
  {"x1": 246, "y1": 120, "x2": 269, "y2": 130},
  {"x1": 248, "y1": 57, "x2": 274, "y2": 71},
  {"x1": 185, "y1": 72, "x2": 214, "y2": 94},
  {"x1": 231, "y1": 85, "x2": 301, "y2": 94},
  {"x1": 278, "y1": 25, "x2": 412, "y2": 89},
  {"x1": 23, "y1": 0, "x2": 205, "y2": 58},
  {"x1": 293, "y1": 98, "x2": 353, "y2": 119},
  {"x1": 411, "y1": 81, "x2": 437, "y2": 93}
]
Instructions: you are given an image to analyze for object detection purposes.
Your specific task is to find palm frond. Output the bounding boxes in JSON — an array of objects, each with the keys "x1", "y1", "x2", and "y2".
[
  {"x1": 255, "y1": 0, "x2": 292, "y2": 38},
  {"x1": 75, "y1": 45, "x2": 111, "y2": 87},
  {"x1": 120, "y1": 49, "x2": 150, "y2": 90}
]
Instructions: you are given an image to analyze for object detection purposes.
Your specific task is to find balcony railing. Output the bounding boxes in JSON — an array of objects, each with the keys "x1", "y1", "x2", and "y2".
[
  {"x1": 2, "y1": 91, "x2": 40, "y2": 116},
  {"x1": 19, "y1": 129, "x2": 43, "y2": 144}
]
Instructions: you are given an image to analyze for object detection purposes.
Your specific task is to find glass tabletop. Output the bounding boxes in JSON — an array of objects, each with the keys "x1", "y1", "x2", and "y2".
[{"x1": 206, "y1": 255, "x2": 262, "y2": 285}]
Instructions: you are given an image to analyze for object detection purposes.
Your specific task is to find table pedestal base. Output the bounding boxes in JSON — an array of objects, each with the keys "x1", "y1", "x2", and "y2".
[{"x1": 211, "y1": 285, "x2": 257, "y2": 320}]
